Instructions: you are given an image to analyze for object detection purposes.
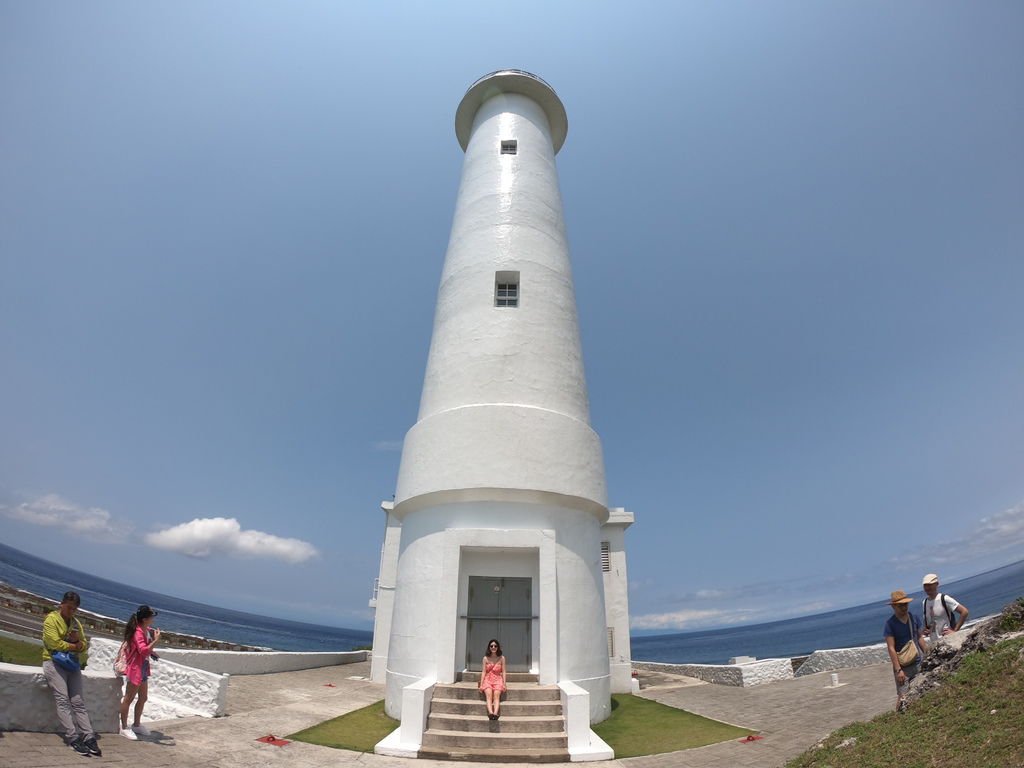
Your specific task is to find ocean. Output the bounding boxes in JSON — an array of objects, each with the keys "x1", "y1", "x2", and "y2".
[
  {"x1": 631, "y1": 558, "x2": 1024, "y2": 664},
  {"x1": 0, "y1": 542, "x2": 372, "y2": 652},
  {"x1": 2, "y1": 541, "x2": 1021, "y2": 663}
]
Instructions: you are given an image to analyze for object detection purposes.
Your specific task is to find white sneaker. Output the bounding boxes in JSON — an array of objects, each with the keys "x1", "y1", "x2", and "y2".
[
  {"x1": 120, "y1": 727, "x2": 138, "y2": 740},
  {"x1": 132, "y1": 724, "x2": 152, "y2": 736}
]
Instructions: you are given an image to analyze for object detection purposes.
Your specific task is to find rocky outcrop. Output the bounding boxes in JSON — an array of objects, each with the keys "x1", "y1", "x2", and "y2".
[{"x1": 906, "y1": 598, "x2": 1024, "y2": 704}]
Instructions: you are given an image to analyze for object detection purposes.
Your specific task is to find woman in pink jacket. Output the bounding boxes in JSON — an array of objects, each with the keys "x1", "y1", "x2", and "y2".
[{"x1": 119, "y1": 605, "x2": 161, "y2": 740}]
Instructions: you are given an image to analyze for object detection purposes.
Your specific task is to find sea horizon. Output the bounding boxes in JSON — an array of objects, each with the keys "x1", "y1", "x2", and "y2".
[
  {"x1": 2, "y1": 541, "x2": 1021, "y2": 663},
  {"x1": 631, "y1": 557, "x2": 1024, "y2": 663}
]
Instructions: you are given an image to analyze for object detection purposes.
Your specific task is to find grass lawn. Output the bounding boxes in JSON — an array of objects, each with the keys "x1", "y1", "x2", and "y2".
[
  {"x1": 288, "y1": 700, "x2": 399, "y2": 752},
  {"x1": 594, "y1": 694, "x2": 755, "y2": 757},
  {"x1": 0, "y1": 635, "x2": 42, "y2": 666},
  {"x1": 786, "y1": 634, "x2": 1024, "y2": 768}
]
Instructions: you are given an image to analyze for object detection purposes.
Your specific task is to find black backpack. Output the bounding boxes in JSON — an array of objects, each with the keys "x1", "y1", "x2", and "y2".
[{"x1": 923, "y1": 593, "x2": 955, "y2": 630}]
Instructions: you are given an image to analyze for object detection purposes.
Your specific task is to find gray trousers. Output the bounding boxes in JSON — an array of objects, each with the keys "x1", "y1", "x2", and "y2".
[{"x1": 42, "y1": 660, "x2": 94, "y2": 741}]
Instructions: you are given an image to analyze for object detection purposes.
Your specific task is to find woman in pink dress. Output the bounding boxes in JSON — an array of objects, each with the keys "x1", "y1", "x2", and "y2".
[
  {"x1": 118, "y1": 605, "x2": 161, "y2": 740},
  {"x1": 478, "y1": 639, "x2": 507, "y2": 720}
]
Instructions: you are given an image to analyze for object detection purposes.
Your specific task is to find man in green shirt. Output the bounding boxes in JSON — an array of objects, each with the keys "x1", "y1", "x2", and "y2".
[{"x1": 42, "y1": 591, "x2": 101, "y2": 757}]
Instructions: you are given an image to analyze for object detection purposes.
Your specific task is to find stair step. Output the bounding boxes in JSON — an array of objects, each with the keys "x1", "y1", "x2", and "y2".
[
  {"x1": 420, "y1": 729, "x2": 568, "y2": 750},
  {"x1": 418, "y1": 746, "x2": 570, "y2": 763},
  {"x1": 430, "y1": 697, "x2": 563, "y2": 716},
  {"x1": 434, "y1": 682, "x2": 562, "y2": 701},
  {"x1": 427, "y1": 713, "x2": 566, "y2": 733},
  {"x1": 458, "y1": 671, "x2": 539, "y2": 684}
]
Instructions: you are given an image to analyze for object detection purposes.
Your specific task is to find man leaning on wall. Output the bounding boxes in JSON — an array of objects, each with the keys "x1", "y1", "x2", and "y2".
[{"x1": 42, "y1": 590, "x2": 102, "y2": 757}]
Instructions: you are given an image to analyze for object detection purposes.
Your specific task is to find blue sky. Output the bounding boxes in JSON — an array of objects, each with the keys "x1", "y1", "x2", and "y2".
[{"x1": 2, "y1": 1, "x2": 1022, "y2": 634}]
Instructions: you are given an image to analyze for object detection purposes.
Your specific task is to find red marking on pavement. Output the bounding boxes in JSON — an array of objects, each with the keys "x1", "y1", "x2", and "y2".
[
  {"x1": 256, "y1": 735, "x2": 290, "y2": 746},
  {"x1": 324, "y1": 683, "x2": 336, "y2": 687},
  {"x1": 739, "y1": 734, "x2": 764, "y2": 742}
]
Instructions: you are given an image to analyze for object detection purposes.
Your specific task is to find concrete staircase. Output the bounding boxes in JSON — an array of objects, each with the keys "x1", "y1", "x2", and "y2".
[{"x1": 418, "y1": 671, "x2": 570, "y2": 763}]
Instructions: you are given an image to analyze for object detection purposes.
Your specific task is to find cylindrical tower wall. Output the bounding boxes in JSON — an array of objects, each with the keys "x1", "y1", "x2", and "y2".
[
  {"x1": 418, "y1": 92, "x2": 589, "y2": 422},
  {"x1": 394, "y1": 78, "x2": 607, "y2": 512}
]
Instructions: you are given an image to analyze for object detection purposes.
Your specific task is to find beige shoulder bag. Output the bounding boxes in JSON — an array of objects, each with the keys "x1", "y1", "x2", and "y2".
[{"x1": 896, "y1": 615, "x2": 919, "y2": 666}]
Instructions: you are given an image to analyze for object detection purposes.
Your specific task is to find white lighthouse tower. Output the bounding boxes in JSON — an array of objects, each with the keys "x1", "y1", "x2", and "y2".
[{"x1": 370, "y1": 70, "x2": 633, "y2": 752}]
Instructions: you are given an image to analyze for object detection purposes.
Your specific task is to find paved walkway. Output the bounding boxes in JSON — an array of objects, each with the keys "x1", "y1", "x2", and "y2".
[{"x1": 0, "y1": 660, "x2": 895, "y2": 768}]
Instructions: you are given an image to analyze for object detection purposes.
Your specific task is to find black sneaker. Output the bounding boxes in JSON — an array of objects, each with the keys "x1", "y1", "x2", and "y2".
[
  {"x1": 69, "y1": 737, "x2": 91, "y2": 756},
  {"x1": 83, "y1": 736, "x2": 102, "y2": 756}
]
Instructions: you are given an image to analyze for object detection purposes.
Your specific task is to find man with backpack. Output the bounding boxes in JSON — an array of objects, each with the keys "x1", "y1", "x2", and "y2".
[{"x1": 920, "y1": 573, "x2": 969, "y2": 647}]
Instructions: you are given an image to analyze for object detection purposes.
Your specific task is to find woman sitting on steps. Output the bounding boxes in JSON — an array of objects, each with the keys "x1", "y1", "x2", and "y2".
[{"x1": 478, "y1": 639, "x2": 507, "y2": 720}]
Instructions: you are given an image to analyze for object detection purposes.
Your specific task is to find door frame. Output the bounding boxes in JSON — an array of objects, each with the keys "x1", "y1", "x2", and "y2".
[{"x1": 435, "y1": 528, "x2": 558, "y2": 685}]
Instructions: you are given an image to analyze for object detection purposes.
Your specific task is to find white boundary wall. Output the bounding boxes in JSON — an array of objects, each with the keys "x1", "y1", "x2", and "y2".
[
  {"x1": 0, "y1": 630, "x2": 366, "y2": 731},
  {"x1": 632, "y1": 658, "x2": 794, "y2": 687},
  {"x1": 147, "y1": 648, "x2": 367, "y2": 675},
  {"x1": 3, "y1": 629, "x2": 366, "y2": 676},
  {"x1": 87, "y1": 637, "x2": 228, "y2": 718},
  {"x1": 0, "y1": 661, "x2": 122, "y2": 733},
  {"x1": 794, "y1": 643, "x2": 890, "y2": 676}
]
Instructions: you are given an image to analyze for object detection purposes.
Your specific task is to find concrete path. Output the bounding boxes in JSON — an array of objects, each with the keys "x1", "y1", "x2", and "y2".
[{"x1": 0, "y1": 660, "x2": 895, "y2": 768}]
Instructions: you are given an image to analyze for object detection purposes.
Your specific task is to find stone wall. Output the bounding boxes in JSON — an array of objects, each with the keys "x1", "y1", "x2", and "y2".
[
  {"x1": 632, "y1": 658, "x2": 794, "y2": 687},
  {"x1": 0, "y1": 661, "x2": 122, "y2": 733},
  {"x1": 147, "y1": 648, "x2": 368, "y2": 675},
  {"x1": 75, "y1": 637, "x2": 229, "y2": 719},
  {"x1": 793, "y1": 643, "x2": 890, "y2": 676}
]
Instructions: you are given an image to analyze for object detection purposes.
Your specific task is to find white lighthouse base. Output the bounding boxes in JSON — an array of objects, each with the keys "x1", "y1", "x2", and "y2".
[{"x1": 380, "y1": 498, "x2": 613, "y2": 724}]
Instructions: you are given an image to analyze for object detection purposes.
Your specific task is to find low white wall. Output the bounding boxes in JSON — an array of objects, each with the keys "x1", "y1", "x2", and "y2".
[
  {"x1": 558, "y1": 681, "x2": 614, "y2": 762},
  {"x1": 609, "y1": 660, "x2": 633, "y2": 694},
  {"x1": 1, "y1": 630, "x2": 360, "y2": 728},
  {"x1": 559, "y1": 680, "x2": 591, "y2": 751},
  {"x1": 375, "y1": 676, "x2": 435, "y2": 759},
  {"x1": 1, "y1": 628, "x2": 367, "y2": 677},
  {"x1": 794, "y1": 643, "x2": 890, "y2": 677},
  {"x1": 85, "y1": 637, "x2": 229, "y2": 719},
  {"x1": 632, "y1": 658, "x2": 794, "y2": 687},
  {"x1": 146, "y1": 648, "x2": 368, "y2": 676},
  {"x1": 0, "y1": 662, "x2": 122, "y2": 733}
]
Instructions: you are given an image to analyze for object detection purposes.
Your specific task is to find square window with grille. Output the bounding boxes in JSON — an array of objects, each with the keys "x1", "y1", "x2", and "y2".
[
  {"x1": 501, "y1": 139, "x2": 518, "y2": 155},
  {"x1": 495, "y1": 271, "x2": 520, "y2": 307}
]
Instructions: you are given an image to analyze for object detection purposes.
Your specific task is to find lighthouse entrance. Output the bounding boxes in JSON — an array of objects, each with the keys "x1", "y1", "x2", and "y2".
[{"x1": 464, "y1": 576, "x2": 532, "y2": 672}]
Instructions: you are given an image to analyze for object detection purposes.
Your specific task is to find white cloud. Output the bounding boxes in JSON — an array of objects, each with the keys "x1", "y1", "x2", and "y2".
[
  {"x1": 895, "y1": 501, "x2": 1024, "y2": 569},
  {"x1": 694, "y1": 588, "x2": 737, "y2": 600},
  {"x1": 144, "y1": 517, "x2": 318, "y2": 563},
  {"x1": 631, "y1": 599, "x2": 836, "y2": 632},
  {"x1": 0, "y1": 494, "x2": 121, "y2": 539},
  {"x1": 631, "y1": 608, "x2": 737, "y2": 631}
]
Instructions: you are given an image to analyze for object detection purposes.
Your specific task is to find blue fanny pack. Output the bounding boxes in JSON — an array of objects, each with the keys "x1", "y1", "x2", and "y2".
[{"x1": 51, "y1": 651, "x2": 80, "y2": 671}]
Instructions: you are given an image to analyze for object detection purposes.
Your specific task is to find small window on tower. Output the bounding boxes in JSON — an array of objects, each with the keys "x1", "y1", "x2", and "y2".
[
  {"x1": 495, "y1": 271, "x2": 519, "y2": 307},
  {"x1": 501, "y1": 140, "x2": 518, "y2": 155}
]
